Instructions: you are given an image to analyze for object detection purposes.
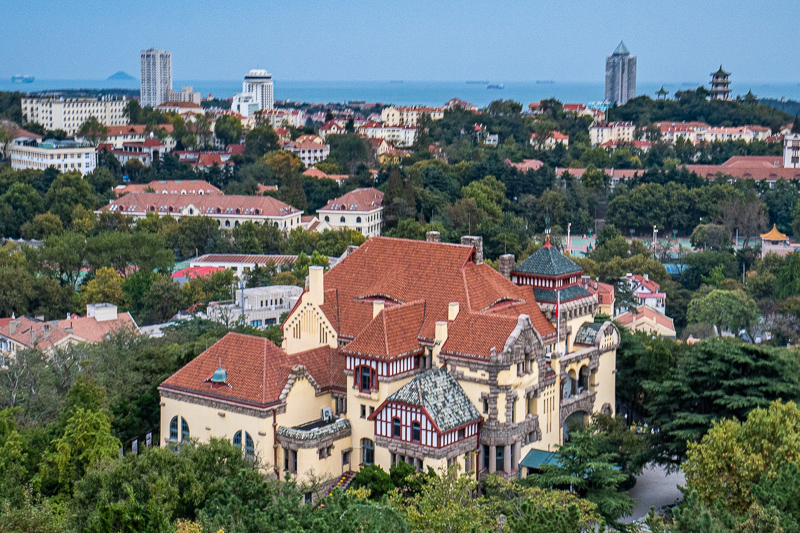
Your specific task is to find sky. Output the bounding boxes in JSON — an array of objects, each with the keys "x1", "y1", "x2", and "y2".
[{"x1": 1, "y1": 0, "x2": 797, "y2": 83}]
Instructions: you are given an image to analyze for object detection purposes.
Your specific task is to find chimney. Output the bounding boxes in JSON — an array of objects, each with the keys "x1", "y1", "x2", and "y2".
[
  {"x1": 308, "y1": 265, "x2": 325, "y2": 305},
  {"x1": 433, "y1": 320, "x2": 449, "y2": 365},
  {"x1": 426, "y1": 231, "x2": 441, "y2": 243},
  {"x1": 460, "y1": 236, "x2": 483, "y2": 264},
  {"x1": 35, "y1": 314, "x2": 45, "y2": 321},
  {"x1": 43, "y1": 323, "x2": 51, "y2": 340},
  {"x1": 372, "y1": 299, "x2": 385, "y2": 318},
  {"x1": 29, "y1": 328, "x2": 36, "y2": 346},
  {"x1": 448, "y1": 302, "x2": 460, "y2": 321},
  {"x1": 499, "y1": 254, "x2": 515, "y2": 280},
  {"x1": 9, "y1": 320, "x2": 17, "y2": 335},
  {"x1": 643, "y1": 273, "x2": 649, "y2": 281}
]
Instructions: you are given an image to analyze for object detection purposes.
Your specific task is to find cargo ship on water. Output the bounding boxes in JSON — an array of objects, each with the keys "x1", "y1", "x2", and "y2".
[{"x1": 12, "y1": 75, "x2": 34, "y2": 83}]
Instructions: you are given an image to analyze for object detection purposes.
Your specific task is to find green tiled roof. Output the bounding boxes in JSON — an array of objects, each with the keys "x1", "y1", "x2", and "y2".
[
  {"x1": 385, "y1": 368, "x2": 481, "y2": 432},
  {"x1": 515, "y1": 247, "x2": 583, "y2": 277},
  {"x1": 533, "y1": 285, "x2": 592, "y2": 304},
  {"x1": 574, "y1": 321, "x2": 603, "y2": 345},
  {"x1": 712, "y1": 65, "x2": 730, "y2": 76}
]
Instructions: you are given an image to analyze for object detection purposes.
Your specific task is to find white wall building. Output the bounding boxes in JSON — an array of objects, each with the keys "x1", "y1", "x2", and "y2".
[
  {"x1": 231, "y1": 69, "x2": 274, "y2": 117},
  {"x1": 357, "y1": 123, "x2": 417, "y2": 147},
  {"x1": 140, "y1": 48, "x2": 173, "y2": 107},
  {"x1": 785, "y1": 134, "x2": 800, "y2": 168},
  {"x1": 380, "y1": 106, "x2": 445, "y2": 127},
  {"x1": 589, "y1": 121, "x2": 636, "y2": 147},
  {"x1": 206, "y1": 285, "x2": 303, "y2": 329},
  {"x1": 21, "y1": 96, "x2": 128, "y2": 136},
  {"x1": 10, "y1": 138, "x2": 96, "y2": 176},
  {"x1": 166, "y1": 86, "x2": 201, "y2": 105},
  {"x1": 100, "y1": 193, "x2": 303, "y2": 230},
  {"x1": 317, "y1": 188, "x2": 384, "y2": 237},
  {"x1": 284, "y1": 141, "x2": 330, "y2": 167}
]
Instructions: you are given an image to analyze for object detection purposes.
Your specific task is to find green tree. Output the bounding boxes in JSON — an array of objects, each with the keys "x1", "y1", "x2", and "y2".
[
  {"x1": 78, "y1": 117, "x2": 108, "y2": 146},
  {"x1": 351, "y1": 464, "x2": 394, "y2": 500},
  {"x1": 684, "y1": 400, "x2": 800, "y2": 516},
  {"x1": 0, "y1": 183, "x2": 44, "y2": 238},
  {"x1": 244, "y1": 125, "x2": 280, "y2": 160},
  {"x1": 686, "y1": 289, "x2": 760, "y2": 339},
  {"x1": 461, "y1": 175, "x2": 506, "y2": 222},
  {"x1": 140, "y1": 274, "x2": 184, "y2": 325},
  {"x1": 524, "y1": 425, "x2": 634, "y2": 526},
  {"x1": 213, "y1": 115, "x2": 243, "y2": 147},
  {"x1": 44, "y1": 171, "x2": 97, "y2": 225},
  {"x1": 20, "y1": 212, "x2": 64, "y2": 240},
  {"x1": 79, "y1": 266, "x2": 124, "y2": 307},
  {"x1": 644, "y1": 338, "x2": 800, "y2": 466}
]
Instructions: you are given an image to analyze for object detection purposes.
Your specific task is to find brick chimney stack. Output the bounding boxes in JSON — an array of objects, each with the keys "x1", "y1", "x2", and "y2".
[
  {"x1": 460, "y1": 236, "x2": 483, "y2": 264},
  {"x1": 426, "y1": 231, "x2": 441, "y2": 243},
  {"x1": 499, "y1": 254, "x2": 515, "y2": 280}
]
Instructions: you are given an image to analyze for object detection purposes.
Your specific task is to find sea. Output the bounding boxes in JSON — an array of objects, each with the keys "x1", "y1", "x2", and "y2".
[{"x1": 2, "y1": 78, "x2": 800, "y2": 107}]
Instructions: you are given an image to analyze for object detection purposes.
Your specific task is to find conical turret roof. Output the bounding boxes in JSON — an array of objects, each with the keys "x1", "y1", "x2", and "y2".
[{"x1": 613, "y1": 41, "x2": 630, "y2": 56}]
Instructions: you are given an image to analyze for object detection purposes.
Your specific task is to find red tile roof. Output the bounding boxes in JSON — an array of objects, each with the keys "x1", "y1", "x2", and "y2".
[
  {"x1": 341, "y1": 301, "x2": 426, "y2": 359},
  {"x1": 106, "y1": 124, "x2": 174, "y2": 137},
  {"x1": 115, "y1": 180, "x2": 222, "y2": 197},
  {"x1": 0, "y1": 312, "x2": 138, "y2": 352},
  {"x1": 319, "y1": 188, "x2": 383, "y2": 213},
  {"x1": 171, "y1": 266, "x2": 224, "y2": 279},
  {"x1": 616, "y1": 305, "x2": 675, "y2": 333},
  {"x1": 313, "y1": 238, "x2": 556, "y2": 356},
  {"x1": 160, "y1": 333, "x2": 344, "y2": 408},
  {"x1": 102, "y1": 192, "x2": 300, "y2": 218}
]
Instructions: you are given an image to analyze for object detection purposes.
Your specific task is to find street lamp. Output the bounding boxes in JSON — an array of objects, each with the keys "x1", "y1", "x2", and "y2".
[
  {"x1": 652, "y1": 226, "x2": 658, "y2": 260},
  {"x1": 567, "y1": 223, "x2": 571, "y2": 253}
]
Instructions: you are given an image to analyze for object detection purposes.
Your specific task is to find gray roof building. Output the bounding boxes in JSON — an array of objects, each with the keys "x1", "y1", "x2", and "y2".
[{"x1": 605, "y1": 41, "x2": 637, "y2": 106}]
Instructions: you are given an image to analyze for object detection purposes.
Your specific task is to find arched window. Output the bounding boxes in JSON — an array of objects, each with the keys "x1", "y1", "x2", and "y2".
[
  {"x1": 245, "y1": 432, "x2": 255, "y2": 458},
  {"x1": 362, "y1": 438, "x2": 374, "y2": 465},
  {"x1": 235, "y1": 208, "x2": 241, "y2": 214},
  {"x1": 225, "y1": 220, "x2": 230, "y2": 227},
  {"x1": 355, "y1": 365, "x2": 376, "y2": 393},
  {"x1": 340, "y1": 216, "x2": 346, "y2": 223},
  {"x1": 169, "y1": 416, "x2": 179, "y2": 441},
  {"x1": 234, "y1": 221, "x2": 239, "y2": 227},
  {"x1": 356, "y1": 216, "x2": 362, "y2": 223},
  {"x1": 181, "y1": 418, "x2": 190, "y2": 441},
  {"x1": 233, "y1": 430, "x2": 242, "y2": 448},
  {"x1": 411, "y1": 421, "x2": 421, "y2": 442},
  {"x1": 392, "y1": 418, "x2": 401, "y2": 438},
  {"x1": 188, "y1": 208, "x2": 194, "y2": 215},
  {"x1": 324, "y1": 216, "x2": 330, "y2": 222}
]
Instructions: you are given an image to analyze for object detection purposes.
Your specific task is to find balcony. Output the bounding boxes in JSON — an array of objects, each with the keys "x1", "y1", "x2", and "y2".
[{"x1": 277, "y1": 418, "x2": 351, "y2": 449}]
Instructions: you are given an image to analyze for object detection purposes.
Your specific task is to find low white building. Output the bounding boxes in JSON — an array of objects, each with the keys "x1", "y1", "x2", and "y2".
[
  {"x1": 101, "y1": 138, "x2": 165, "y2": 166},
  {"x1": 189, "y1": 253, "x2": 339, "y2": 275},
  {"x1": 317, "y1": 188, "x2": 384, "y2": 236},
  {"x1": 10, "y1": 137, "x2": 96, "y2": 175},
  {"x1": 357, "y1": 123, "x2": 417, "y2": 147},
  {"x1": 99, "y1": 193, "x2": 303, "y2": 230},
  {"x1": 589, "y1": 121, "x2": 636, "y2": 147},
  {"x1": 284, "y1": 141, "x2": 330, "y2": 167},
  {"x1": 380, "y1": 105, "x2": 445, "y2": 127},
  {"x1": 166, "y1": 86, "x2": 201, "y2": 105},
  {"x1": 206, "y1": 285, "x2": 303, "y2": 329},
  {"x1": 21, "y1": 96, "x2": 128, "y2": 136},
  {"x1": 259, "y1": 108, "x2": 307, "y2": 129},
  {"x1": 105, "y1": 124, "x2": 176, "y2": 151}
]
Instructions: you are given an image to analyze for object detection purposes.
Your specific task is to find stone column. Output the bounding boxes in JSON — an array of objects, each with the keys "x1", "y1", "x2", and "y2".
[
  {"x1": 513, "y1": 442, "x2": 521, "y2": 472},
  {"x1": 504, "y1": 444, "x2": 511, "y2": 474},
  {"x1": 489, "y1": 445, "x2": 496, "y2": 474}
]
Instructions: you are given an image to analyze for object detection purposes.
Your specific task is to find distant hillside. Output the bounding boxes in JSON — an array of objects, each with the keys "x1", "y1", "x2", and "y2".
[
  {"x1": 108, "y1": 71, "x2": 136, "y2": 81},
  {"x1": 760, "y1": 98, "x2": 800, "y2": 118}
]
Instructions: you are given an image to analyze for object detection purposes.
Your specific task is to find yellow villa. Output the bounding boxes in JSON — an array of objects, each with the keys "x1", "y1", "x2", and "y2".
[{"x1": 159, "y1": 234, "x2": 618, "y2": 497}]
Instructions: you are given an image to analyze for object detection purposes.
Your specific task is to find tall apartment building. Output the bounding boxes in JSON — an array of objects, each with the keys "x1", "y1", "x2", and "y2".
[
  {"x1": 140, "y1": 48, "x2": 172, "y2": 107},
  {"x1": 21, "y1": 96, "x2": 128, "y2": 135},
  {"x1": 604, "y1": 41, "x2": 637, "y2": 106},
  {"x1": 231, "y1": 69, "x2": 273, "y2": 117}
]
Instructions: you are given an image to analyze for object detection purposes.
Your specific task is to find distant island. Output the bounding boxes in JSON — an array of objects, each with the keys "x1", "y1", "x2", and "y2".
[{"x1": 107, "y1": 71, "x2": 136, "y2": 81}]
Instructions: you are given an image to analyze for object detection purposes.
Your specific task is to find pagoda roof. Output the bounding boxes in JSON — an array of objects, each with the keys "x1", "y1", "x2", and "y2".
[
  {"x1": 514, "y1": 241, "x2": 583, "y2": 278},
  {"x1": 656, "y1": 86, "x2": 668, "y2": 95},
  {"x1": 712, "y1": 65, "x2": 730, "y2": 76},
  {"x1": 612, "y1": 41, "x2": 630, "y2": 56},
  {"x1": 760, "y1": 224, "x2": 788, "y2": 241}
]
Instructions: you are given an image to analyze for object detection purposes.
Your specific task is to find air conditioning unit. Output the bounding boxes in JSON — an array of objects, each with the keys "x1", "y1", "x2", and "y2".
[{"x1": 321, "y1": 407, "x2": 333, "y2": 421}]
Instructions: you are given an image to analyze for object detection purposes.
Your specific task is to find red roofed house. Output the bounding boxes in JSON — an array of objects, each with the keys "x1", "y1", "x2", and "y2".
[
  {"x1": 616, "y1": 305, "x2": 676, "y2": 339},
  {"x1": 171, "y1": 266, "x2": 224, "y2": 285},
  {"x1": 530, "y1": 131, "x2": 569, "y2": 150},
  {"x1": 579, "y1": 276, "x2": 616, "y2": 317},
  {"x1": 105, "y1": 124, "x2": 175, "y2": 150},
  {"x1": 114, "y1": 179, "x2": 222, "y2": 197},
  {"x1": 101, "y1": 137, "x2": 165, "y2": 166},
  {"x1": 623, "y1": 273, "x2": 666, "y2": 314},
  {"x1": 317, "y1": 188, "x2": 384, "y2": 236},
  {"x1": 0, "y1": 304, "x2": 138, "y2": 359},
  {"x1": 284, "y1": 141, "x2": 330, "y2": 167},
  {"x1": 302, "y1": 167, "x2": 349, "y2": 185},
  {"x1": 160, "y1": 235, "x2": 619, "y2": 489},
  {"x1": 99, "y1": 193, "x2": 303, "y2": 230}
]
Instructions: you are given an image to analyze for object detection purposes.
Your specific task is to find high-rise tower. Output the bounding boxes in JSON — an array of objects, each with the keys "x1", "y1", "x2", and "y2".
[
  {"x1": 140, "y1": 48, "x2": 172, "y2": 108},
  {"x1": 605, "y1": 42, "x2": 637, "y2": 106},
  {"x1": 231, "y1": 69, "x2": 274, "y2": 116},
  {"x1": 709, "y1": 66, "x2": 731, "y2": 101}
]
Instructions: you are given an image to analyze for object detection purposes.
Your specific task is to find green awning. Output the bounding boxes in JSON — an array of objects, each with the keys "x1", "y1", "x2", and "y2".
[{"x1": 520, "y1": 449, "x2": 560, "y2": 470}]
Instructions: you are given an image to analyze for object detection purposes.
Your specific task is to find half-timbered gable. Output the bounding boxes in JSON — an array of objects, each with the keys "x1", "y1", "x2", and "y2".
[{"x1": 369, "y1": 368, "x2": 482, "y2": 467}]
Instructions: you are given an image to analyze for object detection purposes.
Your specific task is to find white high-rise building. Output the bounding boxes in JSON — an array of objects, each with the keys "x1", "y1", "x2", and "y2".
[
  {"x1": 140, "y1": 48, "x2": 172, "y2": 108},
  {"x1": 231, "y1": 69, "x2": 274, "y2": 116},
  {"x1": 604, "y1": 41, "x2": 637, "y2": 106}
]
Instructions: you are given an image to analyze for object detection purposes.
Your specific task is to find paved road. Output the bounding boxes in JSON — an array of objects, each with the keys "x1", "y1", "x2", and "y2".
[{"x1": 621, "y1": 464, "x2": 685, "y2": 523}]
